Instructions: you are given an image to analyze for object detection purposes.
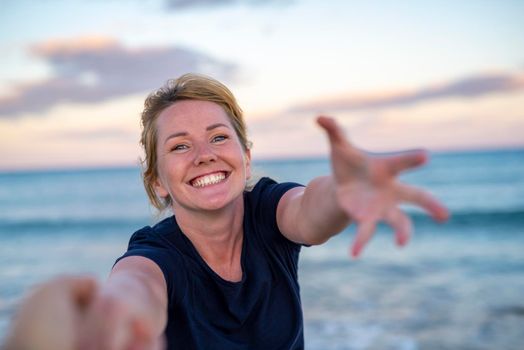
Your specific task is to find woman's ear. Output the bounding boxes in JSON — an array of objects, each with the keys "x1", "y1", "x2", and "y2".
[
  {"x1": 153, "y1": 177, "x2": 169, "y2": 198},
  {"x1": 245, "y1": 148, "x2": 252, "y2": 180}
]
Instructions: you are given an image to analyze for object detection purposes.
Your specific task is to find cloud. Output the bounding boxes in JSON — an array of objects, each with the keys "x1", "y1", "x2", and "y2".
[
  {"x1": 290, "y1": 71, "x2": 524, "y2": 113},
  {"x1": 0, "y1": 36, "x2": 237, "y2": 117},
  {"x1": 165, "y1": 0, "x2": 235, "y2": 9},
  {"x1": 164, "y1": 0, "x2": 290, "y2": 10},
  {"x1": 52, "y1": 127, "x2": 136, "y2": 142}
]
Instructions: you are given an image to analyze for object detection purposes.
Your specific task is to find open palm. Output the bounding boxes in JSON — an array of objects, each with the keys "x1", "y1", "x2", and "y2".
[{"x1": 317, "y1": 116, "x2": 449, "y2": 257}]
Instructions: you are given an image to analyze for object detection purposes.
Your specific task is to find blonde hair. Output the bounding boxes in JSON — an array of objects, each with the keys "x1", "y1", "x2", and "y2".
[{"x1": 140, "y1": 73, "x2": 250, "y2": 210}]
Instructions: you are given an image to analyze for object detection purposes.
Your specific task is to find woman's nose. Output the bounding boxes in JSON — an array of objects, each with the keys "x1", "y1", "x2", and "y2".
[{"x1": 193, "y1": 143, "x2": 217, "y2": 165}]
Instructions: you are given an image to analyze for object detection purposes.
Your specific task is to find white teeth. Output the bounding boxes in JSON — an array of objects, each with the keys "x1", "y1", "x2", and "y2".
[{"x1": 191, "y1": 172, "x2": 226, "y2": 188}]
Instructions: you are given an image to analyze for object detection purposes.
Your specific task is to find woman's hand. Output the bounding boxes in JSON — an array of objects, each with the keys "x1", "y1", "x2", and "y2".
[
  {"x1": 2, "y1": 273, "x2": 165, "y2": 350},
  {"x1": 317, "y1": 116, "x2": 449, "y2": 257},
  {"x1": 75, "y1": 257, "x2": 168, "y2": 350},
  {"x1": 78, "y1": 287, "x2": 165, "y2": 350},
  {"x1": 2, "y1": 275, "x2": 97, "y2": 350}
]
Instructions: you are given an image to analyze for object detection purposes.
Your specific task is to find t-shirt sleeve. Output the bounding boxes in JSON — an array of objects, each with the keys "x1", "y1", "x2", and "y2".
[
  {"x1": 248, "y1": 177, "x2": 305, "y2": 248},
  {"x1": 115, "y1": 226, "x2": 185, "y2": 307}
]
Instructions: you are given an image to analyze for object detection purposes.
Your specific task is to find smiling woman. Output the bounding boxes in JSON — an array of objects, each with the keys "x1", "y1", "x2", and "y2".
[
  {"x1": 152, "y1": 100, "x2": 251, "y2": 214},
  {"x1": 2, "y1": 73, "x2": 448, "y2": 350},
  {"x1": 140, "y1": 74, "x2": 251, "y2": 211}
]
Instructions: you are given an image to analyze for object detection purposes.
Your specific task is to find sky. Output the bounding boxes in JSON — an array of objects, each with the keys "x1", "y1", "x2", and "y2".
[{"x1": 0, "y1": 0, "x2": 523, "y2": 170}]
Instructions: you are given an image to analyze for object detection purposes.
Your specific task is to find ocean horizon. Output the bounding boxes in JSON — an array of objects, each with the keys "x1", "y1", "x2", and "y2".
[
  {"x1": 2, "y1": 146, "x2": 523, "y2": 174},
  {"x1": 1, "y1": 148, "x2": 523, "y2": 349}
]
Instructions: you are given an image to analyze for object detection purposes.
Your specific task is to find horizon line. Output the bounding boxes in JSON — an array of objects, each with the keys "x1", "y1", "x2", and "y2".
[{"x1": 1, "y1": 145, "x2": 523, "y2": 175}]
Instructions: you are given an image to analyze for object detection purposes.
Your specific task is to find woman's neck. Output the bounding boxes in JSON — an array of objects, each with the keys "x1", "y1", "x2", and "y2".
[{"x1": 172, "y1": 197, "x2": 245, "y2": 282}]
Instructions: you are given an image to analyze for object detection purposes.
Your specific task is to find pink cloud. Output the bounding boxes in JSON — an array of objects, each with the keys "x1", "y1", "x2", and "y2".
[
  {"x1": 290, "y1": 71, "x2": 524, "y2": 113},
  {"x1": 0, "y1": 36, "x2": 237, "y2": 117}
]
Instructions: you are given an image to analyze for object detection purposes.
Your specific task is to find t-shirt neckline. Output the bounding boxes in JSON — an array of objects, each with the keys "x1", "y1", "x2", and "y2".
[{"x1": 170, "y1": 209, "x2": 249, "y2": 287}]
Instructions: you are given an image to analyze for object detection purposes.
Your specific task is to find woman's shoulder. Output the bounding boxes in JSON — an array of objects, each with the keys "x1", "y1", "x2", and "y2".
[
  {"x1": 248, "y1": 176, "x2": 277, "y2": 190},
  {"x1": 120, "y1": 215, "x2": 188, "y2": 307},
  {"x1": 247, "y1": 177, "x2": 303, "y2": 203},
  {"x1": 128, "y1": 215, "x2": 178, "y2": 249}
]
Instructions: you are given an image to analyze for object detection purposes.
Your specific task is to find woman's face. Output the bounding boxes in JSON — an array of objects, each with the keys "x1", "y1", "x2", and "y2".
[{"x1": 153, "y1": 99, "x2": 251, "y2": 213}]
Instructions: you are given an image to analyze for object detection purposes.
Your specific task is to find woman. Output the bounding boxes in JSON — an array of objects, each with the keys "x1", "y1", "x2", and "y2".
[{"x1": 3, "y1": 74, "x2": 448, "y2": 350}]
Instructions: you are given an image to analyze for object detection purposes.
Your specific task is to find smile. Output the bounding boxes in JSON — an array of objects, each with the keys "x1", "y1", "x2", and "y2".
[{"x1": 190, "y1": 172, "x2": 228, "y2": 188}]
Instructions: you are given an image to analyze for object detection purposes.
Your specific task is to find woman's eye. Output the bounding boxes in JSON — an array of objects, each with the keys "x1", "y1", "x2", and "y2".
[
  {"x1": 171, "y1": 144, "x2": 189, "y2": 152},
  {"x1": 212, "y1": 135, "x2": 228, "y2": 143}
]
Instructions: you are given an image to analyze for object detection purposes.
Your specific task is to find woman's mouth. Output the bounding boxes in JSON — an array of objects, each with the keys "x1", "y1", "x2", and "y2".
[{"x1": 190, "y1": 171, "x2": 228, "y2": 188}]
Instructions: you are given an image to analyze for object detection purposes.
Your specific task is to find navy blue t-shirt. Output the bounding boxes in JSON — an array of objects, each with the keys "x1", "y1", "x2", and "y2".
[{"x1": 117, "y1": 177, "x2": 305, "y2": 349}]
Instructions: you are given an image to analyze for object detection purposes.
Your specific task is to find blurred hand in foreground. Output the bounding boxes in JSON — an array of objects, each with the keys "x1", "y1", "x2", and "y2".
[
  {"x1": 77, "y1": 277, "x2": 165, "y2": 350},
  {"x1": 2, "y1": 276, "x2": 96, "y2": 350},
  {"x1": 2, "y1": 275, "x2": 165, "y2": 350},
  {"x1": 317, "y1": 116, "x2": 449, "y2": 257}
]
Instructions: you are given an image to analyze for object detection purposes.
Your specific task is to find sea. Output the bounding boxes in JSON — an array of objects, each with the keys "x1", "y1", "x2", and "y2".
[{"x1": 0, "y1": 149, "x2": 523, "y2": 349}]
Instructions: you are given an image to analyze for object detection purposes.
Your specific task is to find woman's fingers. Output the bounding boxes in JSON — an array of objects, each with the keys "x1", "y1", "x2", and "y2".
[
  {"x1": 86, "y1": 295, "x2": 138, "y2": 350},
  {"x1": 382, "y1": 150, "x2": 427, "y2": 176},
  {"x1": 384, "y1": 207, "x2": 413, "y2": 246},
  {"x1": 396, "y1": 183, "x2": 450, "y2": 222},
  {"x1": 351, "y1": 220, "x2": 376, "y2": 258},
  {"x1": 317, "y1": 116, "x2": 367, "y2": 181},
  {"x1": 351, "y1": 208, "x2": 413, "y2": 258},
  {"x1": 67, "y1": 276, "x2": 98, "y2": 309},
  {"x1": 79, "y1": 291, "x2": 163, "y2": 350},
  {"x1": 4, "y1": 275, "x2": 98, "y2": 350},
  {"x1": 316, "y1": 116, "x2": 349, "y2": 147}
]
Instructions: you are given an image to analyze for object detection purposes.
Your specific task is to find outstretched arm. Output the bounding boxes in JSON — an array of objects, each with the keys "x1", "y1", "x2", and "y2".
[
  {"x1": 2, "y1": 257, "x2": 167, "y2": 350},
  {"x1": 78, "y1": 256, "x2": 168, "y2": 349},
  {"x1": 277, "y1": 116, "x2": 449, "y2": 257}
]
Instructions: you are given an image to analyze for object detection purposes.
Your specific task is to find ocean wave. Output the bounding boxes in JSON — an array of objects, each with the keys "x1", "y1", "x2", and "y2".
[
  {"x1": 0, "y1": 217, "x2": 152, "y2": 235},
  {"x1": 409, "y1": 208, "x2": 524, "y2": 227},
  {"x1": 0, "y1": 209, "x2": 522, "y2": 235}
]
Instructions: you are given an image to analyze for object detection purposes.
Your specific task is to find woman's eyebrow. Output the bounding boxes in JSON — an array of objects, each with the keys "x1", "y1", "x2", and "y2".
[
  {"x1": 163, "y1": 124, "x2": 229, "y2": 145},
  {"x1": 206, "y1": 123, "x2": 230, "y2": 131},
  {"x1": 163, "y1": 131, "x2": 187, "y2": 145}
]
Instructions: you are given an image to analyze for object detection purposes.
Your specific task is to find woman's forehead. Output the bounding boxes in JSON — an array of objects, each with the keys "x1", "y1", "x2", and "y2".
[
  {"x1": 162, "y1": 100, "x2": 226, "y2": 117},
  {"x1": 156, "y1": 100, "x2": 233, "y2": 134}
]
